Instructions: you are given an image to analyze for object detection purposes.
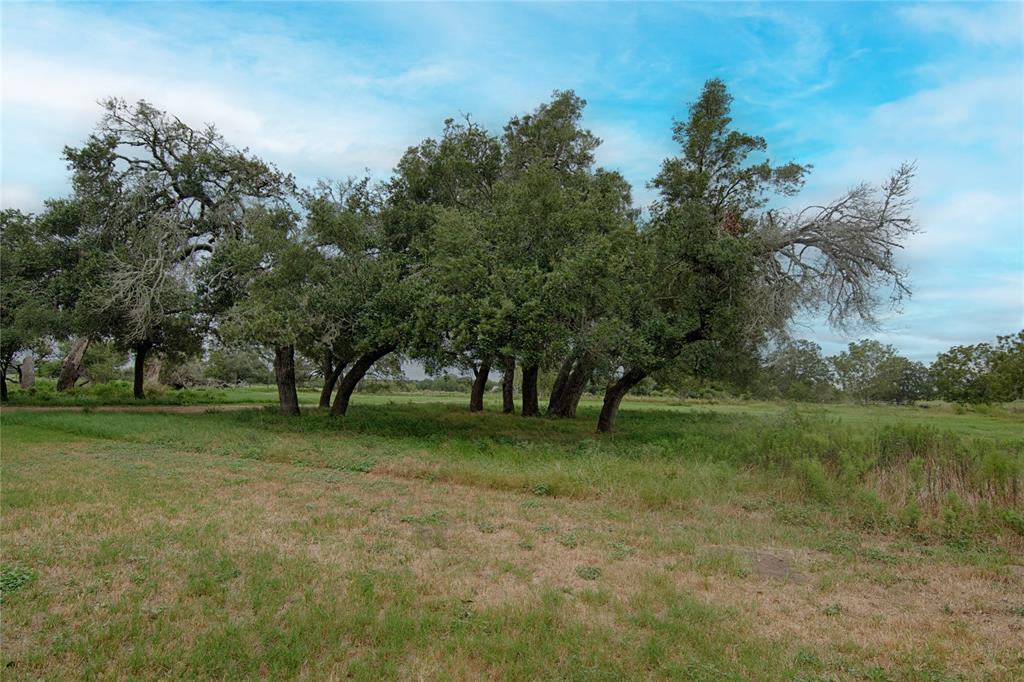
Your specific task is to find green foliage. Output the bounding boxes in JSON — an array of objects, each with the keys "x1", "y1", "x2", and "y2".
[
  {"x1": 791, "y1": 458, "x2": 833, "y2": 504},
  {"x1": 931, "y1": 342, "x2": 997, "y2": 403},
  {"x1": 0, "y1": 208, "x2": 67, "y2": 379},
  {"x1": 0, "y1": 566, "x2": 37, "y2": 600},
  {"x1": 77, "y1": 340, "x2": 130, "y2": 384},
  {"x1": 931, "y1": 330, "x2": 1023, "y2": 403},
  {"x1": 205, "y1": 346, "x2": 273, "y2": 384},
  {"x1": 1, "y1": 80, "x2": 926, "y2": 431},
  {"x1": 1001, "y1": 509, "x2": 1024, "y2": 537},
  {"x1": 763, "y1": 339, "x2": 836, "y2": 401},
  {"x1": 33, "y1": 98, "x2": 293, "y2": 397},
  {"x1": 825, "y1": 339, "x2": 933, "y2": 404}
]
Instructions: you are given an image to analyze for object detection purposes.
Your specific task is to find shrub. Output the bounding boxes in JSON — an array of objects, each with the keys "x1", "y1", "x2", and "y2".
[{"x1": 791, "y1": 458, "x2": 833, "y2": 505}]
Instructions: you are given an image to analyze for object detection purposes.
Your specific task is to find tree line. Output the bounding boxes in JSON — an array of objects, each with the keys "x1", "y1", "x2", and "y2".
[
  {"x1": 754, "y1": 334, "x2": 1023, "y2": 404},
  {"x1": 1, "y1": 79, "x2": 924, "y2": 430}
]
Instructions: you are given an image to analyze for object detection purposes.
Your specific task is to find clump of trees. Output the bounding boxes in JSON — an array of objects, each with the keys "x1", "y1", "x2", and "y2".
[
  {"x1": 930, "y1": 331, "x2": 1023, "y2": 403},
  {"x1": 749, "y1": 332, "x2": 1022, "y2": 406},
  {"x1": 2, "y1": 80, "x2": 934, "y2": 428}
]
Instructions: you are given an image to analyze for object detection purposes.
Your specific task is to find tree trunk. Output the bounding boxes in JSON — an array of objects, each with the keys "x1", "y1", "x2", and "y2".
[
  {"x1": 57, "y1": 337, "x2": 89, "y2": 391},
  {"x1": 548, "y1": 356, "x2": 594, "y2": 418},
  {"x1": 562, "y1": 360, "x2": 593, "y2": 417},
  {"x1": 20, "y1": 353, "x2": 36, "y2": 390},
  {"x1": 144, "y1": 354, "x2": 162, "y2": 385},
  {"x1": 273, "y1": 344, "x2": 301, "y2": 416},
  {"x1": 521, "y1": 364, "x2": 539, "y2": 417},
  {"x1": 133, "y1": 341, "x2": 152, "y2": 400},
  {"x1": 330, "y1": 345, "x2": 395, "y2": 417},
  {"x1": 0, "y1": 369, "x2": 8, "y2": 402},
  {"x1": 501, "y1": 357, "x2": 515, "y2": 414},
  {"x1": 597, "y1": 369, "x2": 647, "y2": 433},
  {"x1": 318, "y1": 353, "x2": 345, "y2": 409},
  {"x1": 546, "y1": 355, "x2": 574, "y2": 414},
  {"x1": 470, "y1": 361, "x2": 491, "y2": 412}
]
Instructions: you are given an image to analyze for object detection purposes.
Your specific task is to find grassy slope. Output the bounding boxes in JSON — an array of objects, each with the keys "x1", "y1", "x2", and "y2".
[{"x1": 2, "y1": 399, "x2": 1022, "y2": 679}]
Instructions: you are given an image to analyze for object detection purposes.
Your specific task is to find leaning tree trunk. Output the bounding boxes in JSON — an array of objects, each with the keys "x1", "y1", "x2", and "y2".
[
  {"x1": 273, "y1": 344, "x2": 301, "y2": 416},
  {"x1": 548, "y1": 356, "x2": 594, "y2": 418},
  {"x1": 330, "y1": 345, "x2": 395, "y2": 417},
  {"x1": 521, "y1": 364, "x2": 540, "y2": 417},
  {"x1": 19, "y1": 354, "x2": 35, "y2": 390},
  {"x1": 562, "y1": 361, "x2": 593, "y2": 418},
  {"x1": 56, "y1": 337, "x2": 90, "y2": 391},
  {"x1": 501, "y1": 357, "x2": 515, "y2": 414},
  {"x1": 133, "y1": 341, "x2": 153, "y2": 400},
  {"x1": 470, "y1": 361, "x2": 491, "y2": 412},
  {"x1": 546, "y1": 355, "x2": 574, "y2": 415},
  {"x1": 318, "y1": 352, "x2": 345, "y2": 409},
  {"x1": 597, "y1": 369, "x2": 647, "y2": 433}
]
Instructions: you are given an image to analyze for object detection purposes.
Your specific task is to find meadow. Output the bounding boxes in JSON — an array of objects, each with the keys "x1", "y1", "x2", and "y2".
[{"x1": 1, "y1": 393, "x2": 1022, "y2": 680}]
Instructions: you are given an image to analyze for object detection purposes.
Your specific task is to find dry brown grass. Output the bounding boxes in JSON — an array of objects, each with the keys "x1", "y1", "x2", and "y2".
[{"x1": 3, "y1": 434, "x2": 1022, "y2": 679}]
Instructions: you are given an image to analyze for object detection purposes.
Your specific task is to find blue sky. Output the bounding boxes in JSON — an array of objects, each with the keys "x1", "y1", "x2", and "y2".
[{"x1": 2, "y1": 1, "x2": 1021, "y2": 364}]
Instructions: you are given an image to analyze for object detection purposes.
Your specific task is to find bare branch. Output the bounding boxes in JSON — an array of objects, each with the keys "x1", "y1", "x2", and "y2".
[{"x1": 751, "y1": 162, "x2": 918, "y2": 332}]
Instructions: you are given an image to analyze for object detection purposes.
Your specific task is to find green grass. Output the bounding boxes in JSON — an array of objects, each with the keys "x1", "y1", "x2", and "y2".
[
  {"x1": 2, "y1": 398, "x2": 1022, "y2": 679},
  {"x1": 5, "y1": 378, "x2": 467, "y2": 407}
]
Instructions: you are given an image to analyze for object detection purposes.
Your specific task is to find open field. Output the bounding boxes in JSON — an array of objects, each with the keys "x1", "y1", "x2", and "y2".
[{"x1": 2, "y1": 397, "x2": 1022, "y2": 679}]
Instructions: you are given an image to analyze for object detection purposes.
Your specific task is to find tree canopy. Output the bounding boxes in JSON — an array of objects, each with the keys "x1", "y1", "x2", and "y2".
[{"x1": 2, "y1": 80, "x2": 950, "y2": 428}]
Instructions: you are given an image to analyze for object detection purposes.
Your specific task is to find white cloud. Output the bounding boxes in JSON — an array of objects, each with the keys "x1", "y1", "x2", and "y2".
[
  {"x1": 590, "y1": 119, "x2": 674, "y2": 205},
  {"x1": 0, "y1": 9, "x2": 432, "y2": 200},
  {"x1": 0, "y1": 184, "x2": 40, "y2": 211},
  {"x1": 780, "y1": 66, "x2": 1024, "y2": 358},
  {"x1": 1, "y1": 1, "x2": 1020, "y2": 362},
  {"x1": 899, "y1": 3, "x2": 1024, "y2": 47}
]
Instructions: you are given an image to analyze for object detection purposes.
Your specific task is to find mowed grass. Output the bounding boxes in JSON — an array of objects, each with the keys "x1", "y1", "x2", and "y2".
[{"x1": 2, "y1": 398, "x2": 1022, "y2": 680}]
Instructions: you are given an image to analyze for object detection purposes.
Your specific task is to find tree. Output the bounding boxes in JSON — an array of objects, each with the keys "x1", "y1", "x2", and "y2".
[
  {"x1": 205, "y1": 345, "x2": 273, "y2": 385},
  {"x1": 303, "y1": 179, "x2": 421, "y2": 417},
  {"x1": 0, "y1": 210, "x2": 63, "y2": 400},
  {"x1": 827, "y1": 341, "x2": 930, "y2": 404},
  {"x1": 544, "y1": 169, "x2": 638, "y2": 417},
  {"x1": 593, "y1": 79, "x2": 916, "y2": 431},
  {"x1": 887, "y1": 356, "x2": 932, "y2": 404},
  {"x1": 831, "y1": 339, "x2": 898, "y2": 402},
  {"x1": 496, "y1": 90, "x2": 606, "y2": 416},
  {"x1": 930, "y1": 342, "x2": 994, "y2": 404},
  {"x1": 930, "y1": 332, "x2": 1023, "y2": 404},
  {"x1": 989, "y1": 330, "x2": 1024, "y2": 402},
  {"x1": 61, "y1": 98, "x2": 291, "y2": 398},
  {"x1": 764, "y1": 339, "x2": 835, "y2": 401},
  {"x1": 98, "y1": 209, "x2": 203, "y2": 398},
  {"x1": 394, "y1": 117, "x2": 504, "y2": 412},
  {"x1": 402, "y1": 94, "x2": 617, "y2": 418},
  {"x1": 213, "y1": 206, "x2": 315, "y2": 415}
]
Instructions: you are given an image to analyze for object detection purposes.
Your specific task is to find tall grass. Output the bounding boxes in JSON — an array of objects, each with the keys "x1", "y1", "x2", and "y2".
[
  {"x1": 4, "y1": 401, "x2": 1020, "y2": 546},
  {"x1": 747, "y1": 410, "x2": 1022, "y2": 545}
]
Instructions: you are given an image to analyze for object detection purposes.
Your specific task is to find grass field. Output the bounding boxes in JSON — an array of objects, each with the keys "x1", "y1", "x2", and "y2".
[{"x1": 2, "y1": 395, "x2": 1022, "y2": 679}]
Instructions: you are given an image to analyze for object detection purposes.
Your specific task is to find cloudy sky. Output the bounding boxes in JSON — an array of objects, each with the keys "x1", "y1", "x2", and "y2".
[{"x1": 2, "y1": 1, "x2": 1021, "y2": 363}]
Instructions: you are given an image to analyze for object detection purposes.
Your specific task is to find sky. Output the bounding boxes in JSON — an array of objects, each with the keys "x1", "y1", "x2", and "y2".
[{"x1": 1, "y1": 1, "x2": 1022, "y2": 366}]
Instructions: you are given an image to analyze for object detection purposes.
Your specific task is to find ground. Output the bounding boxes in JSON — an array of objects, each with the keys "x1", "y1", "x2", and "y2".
[{"x1": 1, "y1": 395, "x2": 1022, "y2": 680}]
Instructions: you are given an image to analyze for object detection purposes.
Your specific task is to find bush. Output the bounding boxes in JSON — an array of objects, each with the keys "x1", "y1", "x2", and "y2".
[
  {"x1": 751, "y1": 411, "x2": 1023, "y2": 539},
  {"x1": 791, "y1": 458, "x2": 833, "y2": 504},
  {"x1": 205, "y1": 347, "x2": 272, "y2": 385}
]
